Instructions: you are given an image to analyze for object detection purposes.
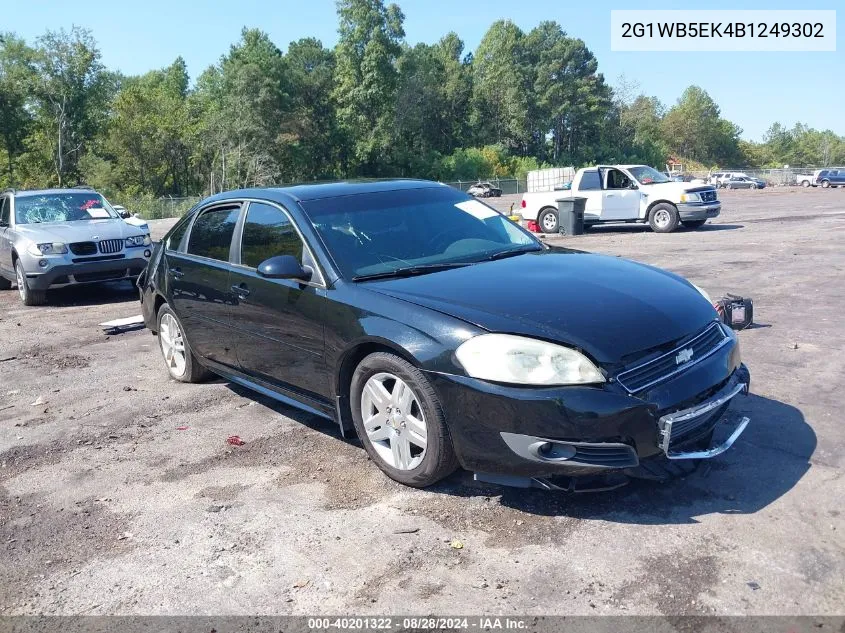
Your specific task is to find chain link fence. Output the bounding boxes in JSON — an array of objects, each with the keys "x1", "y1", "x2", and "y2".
[
  {"x1": 119, "y1": 196, "x2": 202, "y2": 220},
  {"x1": 445, "y1": 179, "x2": 527, "y2": 195},
  {"x1": 686, "y1": 167, "x2": 842, "y2": 186}
]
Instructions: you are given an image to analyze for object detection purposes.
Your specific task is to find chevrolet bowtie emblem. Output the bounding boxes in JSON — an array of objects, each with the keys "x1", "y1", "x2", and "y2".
[
  {"x1": 675, "y1": 348, "x2": 694, "y2": 365},
  {"x1": 92, "y1": 235, "x2": 100, "y2": 240}
]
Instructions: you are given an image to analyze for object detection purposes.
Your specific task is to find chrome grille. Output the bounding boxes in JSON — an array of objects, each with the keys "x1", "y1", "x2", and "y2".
[
  {"x1": 98, "y1": 239, "x2": 123, "y2": 254},
  {"x1": 616, "y1": 322, "x2": 729, "y2": 393},
  {"x1": 701, "y1": 190, "x2": 717, "y2": 203}
]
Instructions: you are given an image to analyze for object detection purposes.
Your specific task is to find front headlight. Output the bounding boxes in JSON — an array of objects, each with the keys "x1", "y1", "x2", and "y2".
[
  {"x1": 455, "y1": 334, "x2": 605, "y2": 386},
  {"x1": 126, "y1": 234, "x2": 152, "y2": 247},
  {"x1": 27, "y1": 242, "x2": 68, "y2": 256},
  {"x1": 680, "y1": 192, "x2": 702, "y2": 203}
]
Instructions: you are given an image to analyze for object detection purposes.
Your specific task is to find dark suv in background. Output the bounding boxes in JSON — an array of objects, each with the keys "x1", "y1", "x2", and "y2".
[{"x1": 816, "y1": 170, "x2": 845, "y2": 188}]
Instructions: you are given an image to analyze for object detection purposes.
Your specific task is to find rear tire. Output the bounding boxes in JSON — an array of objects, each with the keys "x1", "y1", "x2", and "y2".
[
  {"x1": 15, "y1": 259, "x2": 47, "y2": 306},
  {"x1": 538, "y1": 207, "x2": 559, "y2": 233},
  {"x1": 802, "y1": 180, "x2": 810, "y2": 188},
  {"x1": 156, "y1": 303, "x2": 212, "y2": 383},
  {"x1": 682, "y1": 220, "x2": 707, "y2": 229},
  {"x1": 648, "y1": 203, "x2": 680, "y2": 233},
  {"x1": 350, "y1": 352, "x2": 458, "y2": 488}
]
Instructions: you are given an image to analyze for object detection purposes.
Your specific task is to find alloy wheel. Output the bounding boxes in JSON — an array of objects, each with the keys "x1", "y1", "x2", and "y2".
[
  {"x1": 360, "y1": 372, "x2": 428, "y2": 471},
  {"x1": 159, "y1": 313, "x2": 187, "y2": 378},
  {"x1": 15, "y1": 264, "x2": 25, "y2": 302},
  {"x1": 541, "y1": 212, "x2": 557, "y2": 232}
]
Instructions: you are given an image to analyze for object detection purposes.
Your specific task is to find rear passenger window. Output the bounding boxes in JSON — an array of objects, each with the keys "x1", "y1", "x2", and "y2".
[
  {"x1": 0, "y1": 197, "x2": 9, "y2": 226},
  {"x1": 579, "y1": 171, "x2": 601, "y2": 190},
  {"x1": 187, "y1": 206, "x2": 240, "y2": 261},
  {"x1": 240, "y1": 202, "x2": 304, "y2": 268}
]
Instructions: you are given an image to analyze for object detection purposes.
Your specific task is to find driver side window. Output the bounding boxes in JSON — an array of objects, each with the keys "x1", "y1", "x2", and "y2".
[{"x1": 605, "y1": 169, "x2": 631, "y2": 190}]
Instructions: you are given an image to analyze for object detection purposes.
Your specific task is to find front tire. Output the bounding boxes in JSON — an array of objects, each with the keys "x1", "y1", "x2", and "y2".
[
  {"x1": 538, "y1": 207, "x2": 559, "y2": 233},
  {"x1": 802, "y1": 180, "x2": 810, "y2": 188},
  {"x1": 682, "y1": 219, "x2": 707, "y2": 229},
  {"x1": 821, "y1": 180, "x2": 831, "y2": 188},
  {"x1": 350, "y1": 352, "x2": 458, "y2": 488},
  {"x1": 156, "y1": 303, "x2": 212, "y2": 383},
  {"x1": 15, "y1": 259, "x2": 47, "y2": 306},
  {"x1": 648, "y1": 203, "x2": 680, "y2": 233}
]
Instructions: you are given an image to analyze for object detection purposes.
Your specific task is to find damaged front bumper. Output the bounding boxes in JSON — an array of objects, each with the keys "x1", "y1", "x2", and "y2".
[
  {"x1": 427, "y1": 335, "x2": 750, "y2": 491},
  {"x1": 658, "y1": 380, "x2": 750, "y2": 459}
]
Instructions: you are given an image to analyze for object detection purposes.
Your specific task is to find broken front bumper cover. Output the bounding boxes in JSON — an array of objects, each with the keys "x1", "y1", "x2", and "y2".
[{"x1": 658, "y1": 380, "x2": 750, "y2": 460}]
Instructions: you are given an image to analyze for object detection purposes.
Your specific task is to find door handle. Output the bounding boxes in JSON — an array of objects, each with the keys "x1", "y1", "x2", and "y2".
[
  {"x1": 605, "y1": 193, "x2": 616, "y2": 197},
  {"x1": 169, "y1": 267, "x2": 184, "y2": 278},
  {"x1": 231, "y1": 284, "x2": 250, "y2": 298}
]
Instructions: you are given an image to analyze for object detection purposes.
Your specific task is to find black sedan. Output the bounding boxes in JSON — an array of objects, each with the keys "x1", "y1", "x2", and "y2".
[{"x1": 139, "y1": 180, "x2": 750, "y2": 490}]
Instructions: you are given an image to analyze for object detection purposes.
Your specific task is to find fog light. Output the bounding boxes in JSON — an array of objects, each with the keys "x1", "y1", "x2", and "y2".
[
  {"x1": 144, "y1": 249, "x2": 151, "y2": 257},
  {"x1": 38, "y1": 259, "x2": 49, "y2": 268},
  {"x1": 535, "y1": 441, "x2": 576, "y2": 461}
]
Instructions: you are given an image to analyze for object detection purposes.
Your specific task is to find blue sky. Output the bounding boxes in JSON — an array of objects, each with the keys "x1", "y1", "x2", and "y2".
[{"x1": 6, "y1": 0, "x2": 843, "y2": 140}]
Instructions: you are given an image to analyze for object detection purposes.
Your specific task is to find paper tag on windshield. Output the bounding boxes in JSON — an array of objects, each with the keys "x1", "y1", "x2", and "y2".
[
  {"x1": 87, "y1": 207, "x2": 110, "y2": 219},
  {"x1": 455, "y1": 200, "x2": 498, "y2": 220}
]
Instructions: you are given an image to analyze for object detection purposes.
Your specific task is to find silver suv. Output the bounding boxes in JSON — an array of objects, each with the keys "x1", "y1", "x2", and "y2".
[{"x1": 0, "y1": 187, "x2": 152, "y2": 305}]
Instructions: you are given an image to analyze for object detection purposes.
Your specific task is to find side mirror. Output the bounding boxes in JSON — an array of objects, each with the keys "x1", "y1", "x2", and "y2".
[
  {"x1": 256, "y1": 255, "x2": 313, "y2": 282},
  {"x1": 629, "y1": 182, "x2": 638, "y2": 190}
]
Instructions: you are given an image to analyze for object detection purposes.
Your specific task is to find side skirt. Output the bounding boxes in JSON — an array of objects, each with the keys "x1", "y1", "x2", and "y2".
[{"x1": 202, "y1": 359, "x2": 336, "y2": 422}]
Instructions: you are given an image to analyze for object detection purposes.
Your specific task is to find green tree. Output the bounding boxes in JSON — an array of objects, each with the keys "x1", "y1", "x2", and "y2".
[
  {"x1": 0, "y1": 33, "x2": 36, "y2": 187},
  {"x1": 525, "y1": 22, "x2": 611, "y2": 164},
  {"x1": 281, "y1": 38, "x2": 340, "y2": 181},
  {"x1": 661, "y1": 86, "x2": 740, "y2": 165},
  {"x1": 25, "y1": 27, "x2": 112, "y2": 186},
  {"x1": 100, "y1": 58, "x2": 193, "y2": 196},
  {"x1": 333, "y1": 0, "x2": 405, "y2": 175},
  {"x1": 472, "y1": 21, "x2": 532, "y2": 153}
]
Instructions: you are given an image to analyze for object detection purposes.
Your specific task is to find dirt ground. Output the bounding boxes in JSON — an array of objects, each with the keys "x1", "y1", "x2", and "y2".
[{"x1": 1, "y1": 187, "x2": 843, "y2": 616}]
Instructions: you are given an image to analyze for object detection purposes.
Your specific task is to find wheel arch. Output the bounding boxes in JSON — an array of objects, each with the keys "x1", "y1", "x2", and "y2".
[
  {"x1": 646, "y1": 199, "x2": 678, "y2": 215},
  {"x1": 333, "y1": 338, "x2": 423, "y2": 434},
  {"x1": 150, "y1": 292, "x2": 168, "y2": 332},
  {"x1": 335, "y1": 338, "x2": 420, "y2": 401}
]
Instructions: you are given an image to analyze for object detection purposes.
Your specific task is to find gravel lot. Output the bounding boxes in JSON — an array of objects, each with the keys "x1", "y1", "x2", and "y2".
[{"x1": 1, "y1": 187, "x2": 843, "y2": 616}]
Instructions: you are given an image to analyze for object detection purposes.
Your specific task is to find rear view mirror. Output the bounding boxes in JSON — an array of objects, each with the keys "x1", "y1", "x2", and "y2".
[{"x1": 256, "y1": 255, "x2": 313, "y2": 282}]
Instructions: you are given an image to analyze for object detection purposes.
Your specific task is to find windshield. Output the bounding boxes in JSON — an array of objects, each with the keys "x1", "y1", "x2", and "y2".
[
  {"x1": 14, "y1": 192, "x2": 119, "y2": 225},
  {"x1": 627, "y1": 166, "x2": 670, "y2": 185},
  {"x1": 300, "y1": 186, "x2": 541, "y2": 279}
]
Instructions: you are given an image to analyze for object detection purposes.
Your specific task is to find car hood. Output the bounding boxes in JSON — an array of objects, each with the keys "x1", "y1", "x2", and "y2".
[
  {"x1": 364, "y1": 249, "x2": 718, "y2": 364},
  {"x1": 15, "y1": 218, "x2": 146, "y2": 243},
  {"x1": 639, "y1": 181, "x2": 715, "y2": 195}
]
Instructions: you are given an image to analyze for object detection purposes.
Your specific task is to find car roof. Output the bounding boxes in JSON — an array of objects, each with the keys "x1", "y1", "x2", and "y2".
[
  {"x1": 204, "y1": 179, "x2": 448, "y2": 205},
  {"x1": 13, "y1": 188, "x2": 100, "y2": 198}
]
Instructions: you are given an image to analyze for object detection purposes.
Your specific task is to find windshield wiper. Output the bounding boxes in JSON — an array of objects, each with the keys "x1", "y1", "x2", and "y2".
[
  {"x1": 353, "y1": 262, "x2": 474, "y2": 281},
  {"x1": 482, "y1": 245, "x2": 543, "y2": 262}
]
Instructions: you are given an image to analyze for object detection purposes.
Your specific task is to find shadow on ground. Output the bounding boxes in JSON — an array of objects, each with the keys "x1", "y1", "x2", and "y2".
[
  {"x1": 229, "y1": 383, "x2": 814, "y2": 526},
  {"x1": 573, "y1": 223, "x2": 743, "y2": 236},
  {"x1": 431, "y1": 393, "x2": 814, "y2": 525},
  {"x1": 36, "y1": 281, "x2": 140, "y2": 308}
]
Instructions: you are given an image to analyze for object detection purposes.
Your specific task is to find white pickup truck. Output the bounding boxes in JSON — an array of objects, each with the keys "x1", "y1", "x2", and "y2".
[
  {"x1": 520, "y1": 164, "x2": 721, "y2": 233},
  {"x1": 796, "y1": 170, "x2": 823, "y2": 187}
]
